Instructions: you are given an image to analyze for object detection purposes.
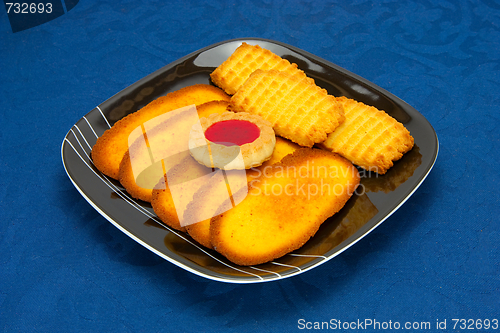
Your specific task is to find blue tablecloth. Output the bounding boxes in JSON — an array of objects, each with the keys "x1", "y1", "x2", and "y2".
[{"x1": 1, "y1": 1, "x2": 498, "y2": 331}]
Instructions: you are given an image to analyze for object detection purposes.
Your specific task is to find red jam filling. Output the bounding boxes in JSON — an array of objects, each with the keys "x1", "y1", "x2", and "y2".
[{"x1": 204, "y1": 119, "x2": 260, "y2": 146}]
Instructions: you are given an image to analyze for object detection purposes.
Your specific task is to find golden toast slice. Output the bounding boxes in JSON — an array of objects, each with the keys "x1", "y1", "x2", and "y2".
[
  {"x1": 245, "y1": 136, "x2": 301, "y2": 182},
  {"x1": 185, "y1": 137, "x2": 301, "y2": 249},
  {"x1": 210, "y1": 148, "x2": 360, "y2": 266},
  {"x1": 230, "y1": 69, "x2": 345, "y2": 147},
  {"x1": 150, "y1": 154, "x2": 215, "y2": 232},
  {"x1": 210, "y1": 42, "x2": 307, "y2": 95},
  {"x1": 118, "y1": 101, "x2": 230, "y2": 202},
  {"x1": 184, "y1": 169, "x2": 248, "y2": 249},
  {"x1": 91, "y1": 85, "x2": 230, "y2": 179},
  {"x1": 319, "y1": 96, "x2": 414, "y2": 174}
]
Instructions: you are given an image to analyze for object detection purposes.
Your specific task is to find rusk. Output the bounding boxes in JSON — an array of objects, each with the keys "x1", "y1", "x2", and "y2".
[
  {"x1": 185, "y1": 137, "x2": 301, "y2": 249},
  {"x1": 210, "y1": 148, "x2": 360, "y2": 266},
  {"x1": 119, "y1": 101, "x2": 230, "y2": 202},
  {"x1": 91, "y1": 85, "x2": 230, "y2": 179}
]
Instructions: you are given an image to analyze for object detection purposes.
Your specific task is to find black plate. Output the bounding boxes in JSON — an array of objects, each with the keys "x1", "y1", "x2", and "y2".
[{"x1": 61, "y1": 38, "x2": 438, "y2": 283}]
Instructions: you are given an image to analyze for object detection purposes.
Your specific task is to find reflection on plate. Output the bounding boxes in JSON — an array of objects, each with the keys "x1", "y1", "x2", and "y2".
[{"x1": 61, "y1": 38, "x2": 438, "y2": 283}]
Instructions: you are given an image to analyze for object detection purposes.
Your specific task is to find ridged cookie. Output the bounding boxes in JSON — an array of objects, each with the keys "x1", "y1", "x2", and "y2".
[
  {"x1": 319, "y1": 96, "x2": 414, "y2": 174},
  {"x1": 210, "y1": 42, "x2": 307, "y2": 95},
  {"x1": 230, "y1": 69, "x2": 345, "y2": 147}
]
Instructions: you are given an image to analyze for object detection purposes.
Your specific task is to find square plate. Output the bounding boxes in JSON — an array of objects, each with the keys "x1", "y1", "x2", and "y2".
[{"x1": 61, "y1": 38, "x2": 438, "y2": 283}]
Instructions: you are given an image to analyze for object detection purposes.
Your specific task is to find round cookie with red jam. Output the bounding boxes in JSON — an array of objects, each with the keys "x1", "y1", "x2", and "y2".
[{"x1": 189, "y1": 111, "x2": 276, "y2": 170}]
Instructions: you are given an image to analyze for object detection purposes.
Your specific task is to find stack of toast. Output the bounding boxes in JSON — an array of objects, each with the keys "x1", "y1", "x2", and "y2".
[{"x1": 90, "y1": 42, "x2": 414, "y2": 266}]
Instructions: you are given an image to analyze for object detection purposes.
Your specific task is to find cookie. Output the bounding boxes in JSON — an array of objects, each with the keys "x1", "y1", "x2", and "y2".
[
  {"x1": 230, "y1": 69, "x2": 345, "y2": 147},
  {"x1": 210, "y1": 42, "x2": 306, "y2": 95},
  {"x1": 319, "y1": 96, "x2": 414, "y2": 174}
]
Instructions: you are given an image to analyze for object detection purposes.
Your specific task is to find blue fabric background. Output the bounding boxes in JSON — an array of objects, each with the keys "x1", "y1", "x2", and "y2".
[{"x1": 1, "y1": 0, "x2": 498, "y2": 332}]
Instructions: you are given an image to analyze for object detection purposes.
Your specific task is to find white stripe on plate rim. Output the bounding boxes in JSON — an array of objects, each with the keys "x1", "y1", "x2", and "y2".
[
  {"x1": 270, "y1": 261, "x2": 302, "y2": 272},
  {"x1": 288, "y1": 253, "x2": 327, "y2": 259},
  {"x1": 96, "y1": 105, "x2": 111, "y2": 129}
]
